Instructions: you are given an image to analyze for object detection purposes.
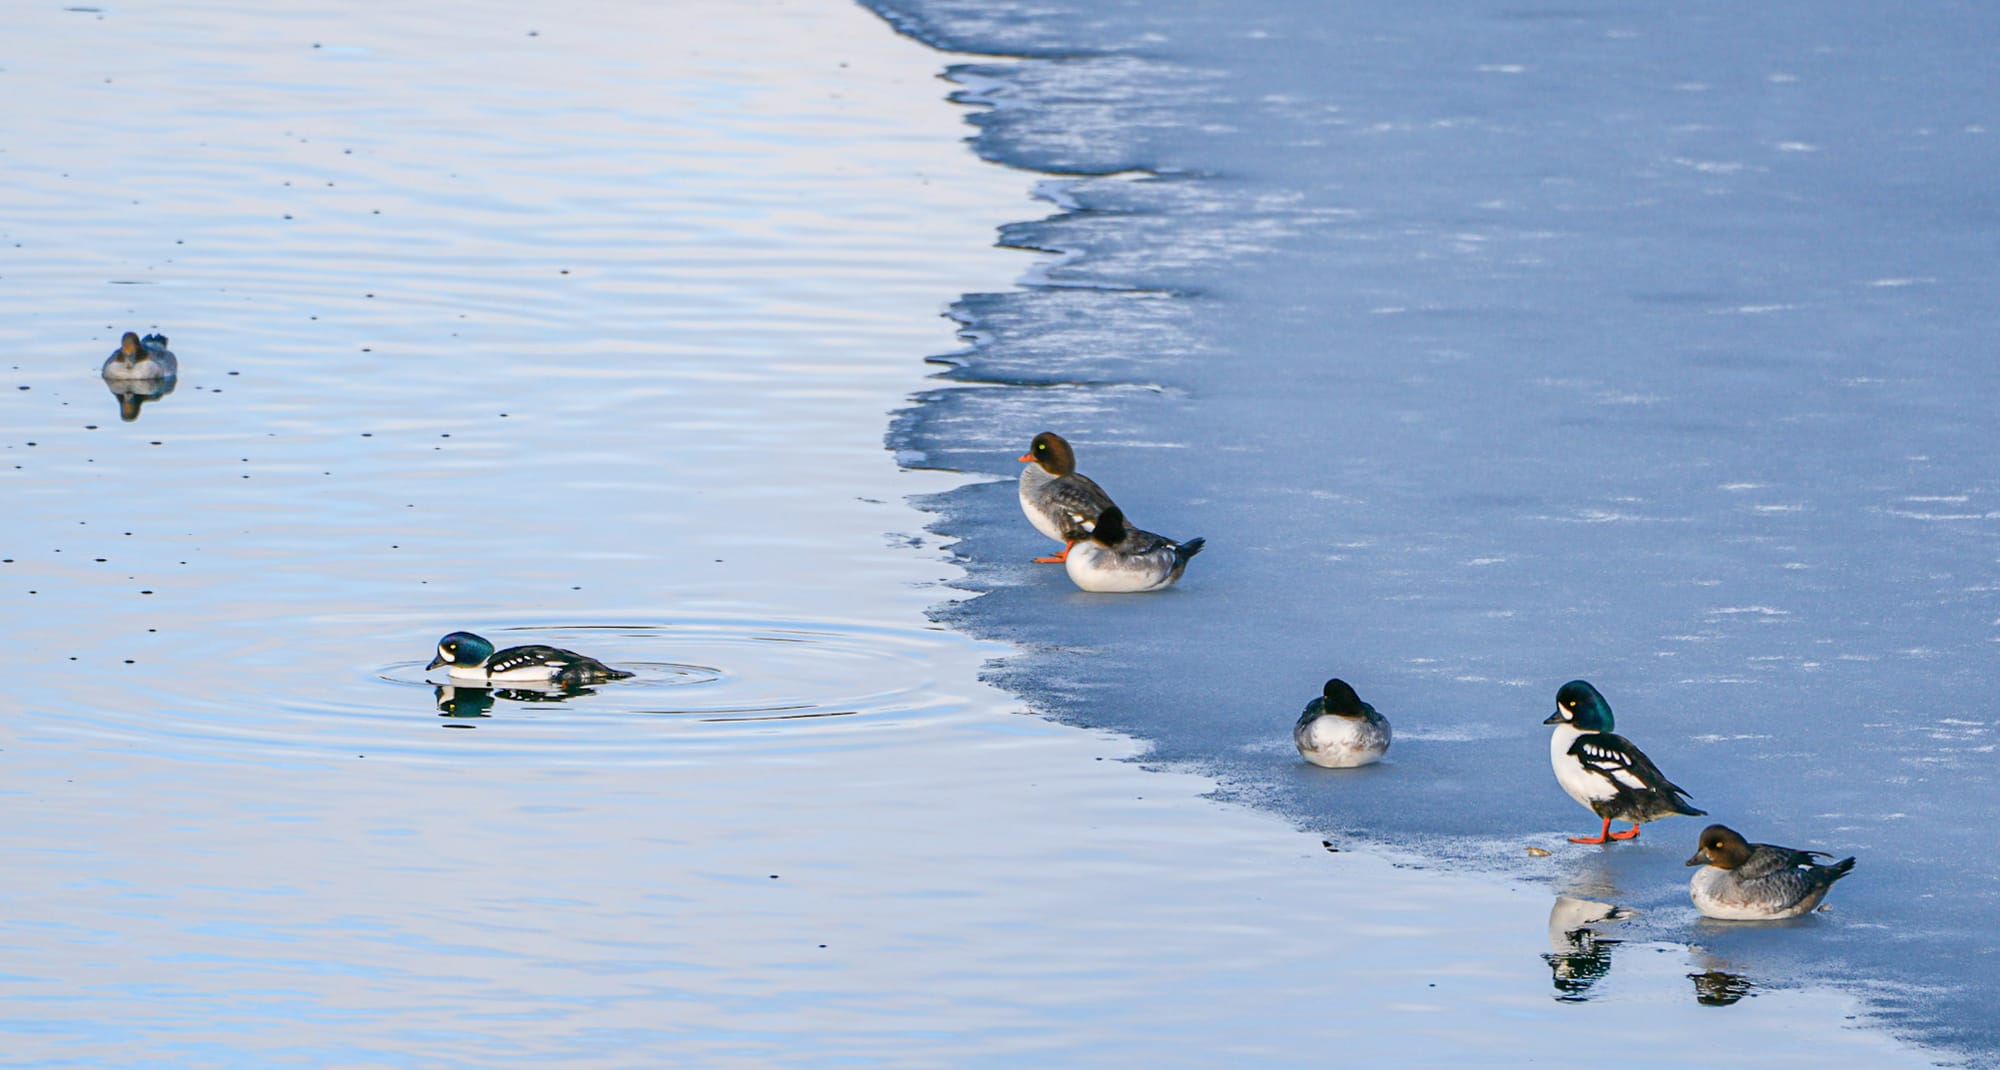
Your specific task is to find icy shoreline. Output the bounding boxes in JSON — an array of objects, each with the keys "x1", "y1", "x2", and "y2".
[{"x1": 874, "y1": 0, "x2": 2000, "y2": 1063}]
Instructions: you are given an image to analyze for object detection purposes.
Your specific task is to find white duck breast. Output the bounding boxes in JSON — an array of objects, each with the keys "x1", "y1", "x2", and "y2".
[
  {"x1": 1293, "y1": 679, "x2": 1391, "y2": 768},
  {"x1": 1549, "y1": 723, "x2": 1622, "y2": 807},
  {"x1": 1294, "y1": 713, "x2": 1390, "y2": 767},
  {"x1": 1063, "y1": 505, "x2": 1204, "y2": 593}
]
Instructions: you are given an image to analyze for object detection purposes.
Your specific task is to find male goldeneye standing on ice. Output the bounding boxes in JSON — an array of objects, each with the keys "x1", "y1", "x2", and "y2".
[
  {"x1": 1293, "y1": 678, "x2": 1391, "y2": 768},
  {"x1": 1062, "y1": 505, "x2": 1204, "y2": 593},
  {"x1": 1685, "y1": 824, "x2": 1856, "y2": 920},
  {"x1": 1544, "y1": 679, "x2": 1705, "y2": 844},
  {"x1": 100, "y1": 331, "x2": 177, "y2": 380},
  {"x1": 427, "y1": 631, "x2": 633, "y2": 687},
  {"x1": 1018, "y1": 431, "x2": 1117, "y2": 564}
]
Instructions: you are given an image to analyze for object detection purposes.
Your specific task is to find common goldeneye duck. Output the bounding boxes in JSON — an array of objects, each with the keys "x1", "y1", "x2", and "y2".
[
  {"x1": 1018, "y1": 431, "x2": 1118, "y2": 563},
  {"x1": 1062, "y1": 504, "x2": 1204, "y2": 592},
  {"x1": 426, "y1": 631, "x2": 634, "y2": 687},
  {"x1": 1544, "y1": 680, "x2": 1705, "y2": 844},
  {"x1": 101, "y1": 331, "x2": 178, "y2": 381},
  {"x1": 1293, "y1": 678, "x2": 1391, "y2": 768},
  {"x1": 1685, "y1": 823, "x2": 1856, "y2": 920}
]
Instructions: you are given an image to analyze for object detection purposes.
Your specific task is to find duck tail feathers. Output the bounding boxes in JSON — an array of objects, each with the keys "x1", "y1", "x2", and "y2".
[
  {"x1": 1827, "y1": 856, "x2": 1857, "y2": 880},
  {"x1": 1176, "y1": 536, "x2": 1206, "y2": 562}
]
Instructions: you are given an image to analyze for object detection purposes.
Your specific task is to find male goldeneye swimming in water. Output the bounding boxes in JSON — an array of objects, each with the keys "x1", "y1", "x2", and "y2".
[
  {"x1": 1685, "y1": 823, "x2": 1856, "y2": 920},
  {"x1": 427, "y1": 631, "x2": 633, "y2": 687},
  {"x1": 1061, "y1": 505, "x2": 1204, "y2": 593},
  {"x1": 1544, "y1": 679, "x2": 1705, "y2": 844},
  {"x1": 1018, "y1": 431, "x2": 1118, "y2": 564},
  {"x1": 1293, "y1": 678, "x2": 1391, "y2": 768},
  {"x1": 101, "y1": 332, "x2": 177, "y2": 381}
]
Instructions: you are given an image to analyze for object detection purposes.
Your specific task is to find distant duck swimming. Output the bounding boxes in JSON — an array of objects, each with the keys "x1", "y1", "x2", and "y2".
[
  {"x1": 1544, "y1": 680, "x2": 1705, "y2": 844},
  {"x1": 101, "y1": 332, "x2": 177, "y2": 381},
  {"x1": 1686, "y1": 823, "x2": 1856, "y2": 920},
  {"x1": 1062, "y1": 504, "x2": 1204, "y2": 593},
  {"x1": 1293, "y1": 678, "x2": 1391, "y2": 768},
  {"x1": 1019, "y1": 431, "x2": 1117, "y2": 563},
  {"x1": 427, "y1": 631, "x2": 633, "y2": 687}
]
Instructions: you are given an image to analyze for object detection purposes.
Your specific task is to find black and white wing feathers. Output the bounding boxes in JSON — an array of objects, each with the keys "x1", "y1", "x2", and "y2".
[
  {"x1": 1568, "y1": 730, "x2": 1703, "y2": 819},
  {"x1": 485, "y1": 644, "x2": 583, "y2": 676}
]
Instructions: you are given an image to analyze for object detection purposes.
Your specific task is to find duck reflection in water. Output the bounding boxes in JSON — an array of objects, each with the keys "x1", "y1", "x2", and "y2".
[
  {"x1": 1688, "y1": 967, "x2": 1756, "y2": 1006},
  {"x1": 1543, "y1": 895, "x2": 1636, "y2": 1002},
  {"x1": 434, "y1": 682, "x2": 596, "y2": 719},
  {"x1": 105, "y1": 376, "x2": 178, "y2": 421}
]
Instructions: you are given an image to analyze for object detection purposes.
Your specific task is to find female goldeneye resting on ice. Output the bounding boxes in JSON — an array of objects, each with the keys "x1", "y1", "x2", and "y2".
[
  {"x1": 1293, "y1": 678, "x2": 1391, "y2": 768},
  {"x1": 1544, "y1": 679, "x2": 1704, "y2": 844},
  {"x1": 101, "y1": 332, "x2": 177, "y2": 381},
  {"x1": 1018, "y1": 431, "x2": 1117, "y2": 563},
  {"x1": 427, "y1": 631, "x2": 633, "y2": 687},
  {"x1": 1686, "y1": 824, "x2": 1855, "y2": 920},
  {"x1": 1062, "y1": 505, "x2": 1204, "y2": 593}
]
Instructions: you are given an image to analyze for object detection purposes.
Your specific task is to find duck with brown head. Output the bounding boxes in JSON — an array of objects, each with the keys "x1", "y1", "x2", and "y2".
[
  {"x1": 1686, "y1": 824, "x2": 1856, "y2": 920},
  {"x1": 1017, "y1": 431, "x2": 1117, "y2": 564},
  {"x1": 101, "y1": 331, "x2": 177, "y2": 381}
]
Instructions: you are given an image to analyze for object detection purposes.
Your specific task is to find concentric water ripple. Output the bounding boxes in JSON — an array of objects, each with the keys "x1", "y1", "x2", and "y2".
[{"x1": 24, "y1": 616, "x2": 986, "y2": 765}]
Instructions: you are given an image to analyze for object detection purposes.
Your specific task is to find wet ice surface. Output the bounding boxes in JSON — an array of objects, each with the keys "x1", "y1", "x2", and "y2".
[{"x1": 877, "y1": 0, "x2": 2000, "y2": 1063}]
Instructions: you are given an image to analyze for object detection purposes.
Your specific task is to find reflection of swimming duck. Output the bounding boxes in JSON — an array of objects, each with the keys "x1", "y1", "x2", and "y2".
[
  {"x1": 434, "y1": 684, "x2": 496, "y2": 718},
  {"x1": 1293, "y1": 678, "x2": 1391, "y2": 768},
  {"x1": 1018, "y1": 431, "x2": 1117, "y2": 564},
  {"x1": 101, "y1": 332, "x2": 178, "y2": 380},
  {"x1": 1062, "y1": 505, "x2": 1204, "y2": 593},
  {"x1": 1542, "y1": 895, "x2": 1635, "y2": 1002},
  {"x1": 435, "y1": 682, "x2": 592, "y2": 717},
  {"x1": 1686, "y1": 823, "x2": 1855, "y2": 920},
  {"x1": 104, "y1": 374, "x2": 178, "y2": 422},
  {"x1": 427, "y1": 631, "x2": 634, "y2": 687},
  {"x1": 1544, "y1": 680, "x2": 1704, "y2": 844}
]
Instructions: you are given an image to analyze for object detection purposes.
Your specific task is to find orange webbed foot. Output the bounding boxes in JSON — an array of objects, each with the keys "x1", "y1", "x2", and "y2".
[
  {"x1": 1033, "y1": 542, "x2": 1074, "y2": 564},
  {"x1": 1568, "y1": 817, "x2": 1617, "y2": 845}
]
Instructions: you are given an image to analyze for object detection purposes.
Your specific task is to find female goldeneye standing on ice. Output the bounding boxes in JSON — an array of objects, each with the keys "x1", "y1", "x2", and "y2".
[
  {"x1": 1293, "y1": 678, "x2": 1391, "y2": 768},
  {"x1": 427, "y1": 631, "x2": 633, "y2": 687},
  {"x1": 100, "y1": 332, "x2": 177, "y2": 380},
  {"x1": 1544, "y1": 679, "x2": 1705, "y2": 844},
  {"x1": 1062, "y1": 505, "x2": 1204, "y2": 593},
  {"x1": 1686, "y1": 824, "x2": 1856, "y2": 920},
  {"x1": 1018, "y1": 431, "x2": 1117, "y2": 563}
]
